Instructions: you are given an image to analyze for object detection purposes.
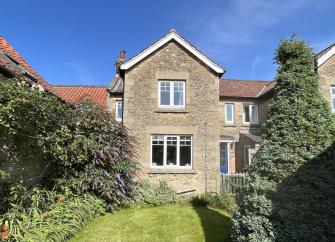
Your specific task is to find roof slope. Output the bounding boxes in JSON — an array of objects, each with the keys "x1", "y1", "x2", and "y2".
[
  {"x1": 0, "y1": 36, "x2": 48, "y2": 86},
  {"x1": 121, "y1": 29, "x2": 225, "y2": 74},
  {"x1": 316, "y1": 42, "x2": 335, "y2": 68},
  {"x1": 220, "y1": 79, "x2": 275, "y2": 98},
  {"x1": 49, "y1": 86, "x2": 108, "y2": 108}
]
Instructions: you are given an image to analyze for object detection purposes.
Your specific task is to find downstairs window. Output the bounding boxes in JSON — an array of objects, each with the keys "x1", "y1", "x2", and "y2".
[{"x1": 151, "y1": 135, "x2": 192, "y2": 168}]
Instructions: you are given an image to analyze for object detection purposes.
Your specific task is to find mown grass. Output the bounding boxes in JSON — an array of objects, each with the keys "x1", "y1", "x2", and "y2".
[{"x1": 70, "y1": 204, "x2": 231, "y2": 242}]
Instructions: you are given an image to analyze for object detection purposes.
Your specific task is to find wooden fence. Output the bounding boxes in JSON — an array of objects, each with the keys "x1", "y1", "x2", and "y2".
[{"x1": 220, "y1": 173, "x2": 247, "y2": 195}]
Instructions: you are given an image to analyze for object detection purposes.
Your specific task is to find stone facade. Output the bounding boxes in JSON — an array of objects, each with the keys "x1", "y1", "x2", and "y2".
[
  {"x1": 123, "y1": 40, "x2": 221, "y2": 193},
  {"x1": 219, "y1": 97, "x2": 270, "y2": 173},
  {"x1": 317, "y1": 54, "x2": 335, "y2": 112},
  {"x1": 105, "y1": 33, "x2": 335, "y2": 193}
]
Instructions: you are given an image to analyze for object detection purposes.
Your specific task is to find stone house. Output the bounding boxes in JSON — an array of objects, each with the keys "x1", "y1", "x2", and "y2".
[{"x1": 1, "y1": 31, "x2": 334, "y2": 193}]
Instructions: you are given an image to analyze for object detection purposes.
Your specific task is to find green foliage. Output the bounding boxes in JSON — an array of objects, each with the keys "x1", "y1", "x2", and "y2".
[
  {"x1": 190, "y1": 193, "x2": 236, "y2": 213},
  {"x1": 0, "y1": 78, "x2": 139, "y2": 210},
  {"x1": 232, "y1": 37, "x2": 335, "y2": 241},
  {"x1": 129, "y1": 180, "x2": 176, "y2": 206},
  {"x1": 1, "y1": 187, "x2": 105, "y2": 242},
  {"x1": 0, "y1": 170, "x2": 11, "y2": 214}
]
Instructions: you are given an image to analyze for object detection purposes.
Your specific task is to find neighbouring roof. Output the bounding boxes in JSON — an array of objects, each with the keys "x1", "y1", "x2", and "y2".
[
  {"x1": 0, "y1": 35, "x2": 48, "y2": 87},
  {"x1": 49, "y1": 86, "x2": 108, "y2": 108},
  {"x1": 108, "y1": 76, "x2": 123, "y2": 94},
  {"x1": 316, "y1": 42, "x2": 335, "y2": 68},
  {"x1": 220, "y1": 79, "x2": 276, "y2": 98},
  {"x1": 121, "y1": 29, "x2": 225, "y2": 74}
]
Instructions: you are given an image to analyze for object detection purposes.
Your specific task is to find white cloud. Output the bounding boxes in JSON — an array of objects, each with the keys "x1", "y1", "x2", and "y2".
[{"x1": 185, "y1": 0, "x2": 329, "y2": 60}]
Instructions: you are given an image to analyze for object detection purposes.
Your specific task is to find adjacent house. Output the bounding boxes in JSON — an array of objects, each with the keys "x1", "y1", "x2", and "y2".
[{"x1": 1, "y1": 31, "x2": 334, "y2": 193}]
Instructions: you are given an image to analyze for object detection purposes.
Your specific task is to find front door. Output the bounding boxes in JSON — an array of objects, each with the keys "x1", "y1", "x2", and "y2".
[{"x1": 220, "y1": 142, "x2": 229, "y2": 173}]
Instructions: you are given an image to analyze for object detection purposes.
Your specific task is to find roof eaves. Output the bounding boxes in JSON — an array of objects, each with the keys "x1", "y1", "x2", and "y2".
[{"x1": 121, "y1": 30, "x2": 225, "y2": 74}]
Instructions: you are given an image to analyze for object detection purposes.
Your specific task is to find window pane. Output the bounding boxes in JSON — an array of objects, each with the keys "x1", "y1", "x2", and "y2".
[
  {"x1": 166, "y1": 137, "x2": 177, "y2": 165},
  {"x1": 180, "y1": 136, "x2": 191, "y2": 166},
  {"x1": 251, "y1": 105, "x2": 258, "y2": 123},
  {"x1": 244, "y1": 105, "x2": 250, "y2": 122},
  {"x1": 117, "y1": 101, "x2": 122, "y2": 119},
  {"x1": 332, "y1": 87, "x2": 335, "y2": 95},
  {"x1": 152, "y1": 145, "x2": 164, "y2": 166},
  {"x1": 180, "y1": 146, "x2": 191, "y2": 166},
  {"x1": 160, "y1": 82, "x2": 170, "y2": 105},
  {"x1": 226, "y1": 104, "x2": 233, "y2": 122},
  {"x1": 244, "y1": 147, "x2": 249, "y2": 167},
  {"x1": 173, "y1": 82, "x2": 184, "y2": 106},
  {"x1": 220, "y1": 142, "x2": 228, "y2": 173}
]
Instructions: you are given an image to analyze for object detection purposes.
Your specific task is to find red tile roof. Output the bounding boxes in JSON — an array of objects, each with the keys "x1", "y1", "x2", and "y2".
[
  {"x1": 0, "y1": 36, "x2": 48, "y2": 87},
  {"x1": 49, "y1": 86, "x2": 108, "y2": 108},
  {"x1": 220, "y1": 79, "x2": 276, "y2": 98}
]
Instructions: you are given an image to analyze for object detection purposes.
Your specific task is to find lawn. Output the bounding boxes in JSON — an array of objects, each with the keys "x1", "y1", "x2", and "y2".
[{"x1": 70, "y1": 204, "x2": 231, "y2": 242}]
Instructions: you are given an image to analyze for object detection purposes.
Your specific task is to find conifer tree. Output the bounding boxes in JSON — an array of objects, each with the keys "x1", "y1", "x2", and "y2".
[{"x1": 231, "y1": 36, "x2": 335, "y2": 241}]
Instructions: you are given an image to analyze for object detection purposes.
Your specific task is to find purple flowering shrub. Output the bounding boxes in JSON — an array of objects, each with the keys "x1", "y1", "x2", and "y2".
[{"x1": 58, "y1": 102, "x2": 139, "y2": 210}]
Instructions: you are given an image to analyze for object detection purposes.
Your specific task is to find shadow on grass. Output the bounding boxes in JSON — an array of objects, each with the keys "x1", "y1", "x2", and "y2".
[{"x1": 192, "y1": 205, "x2": 232, "y2": 242}]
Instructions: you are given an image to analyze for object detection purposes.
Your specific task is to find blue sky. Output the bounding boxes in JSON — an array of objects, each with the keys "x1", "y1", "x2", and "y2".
[{"x1": 1, "y1": 0, "x2": 334, "y2": 85}]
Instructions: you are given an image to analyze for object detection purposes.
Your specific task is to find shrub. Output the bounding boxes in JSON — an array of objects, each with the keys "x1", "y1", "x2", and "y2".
[
  {"x1": 190, "y1": 193, "x2": 236, "y2": 213},
  {"x1": 1, "y1": 187, "x2": 105, "y2": 242},
  {"x1": 232, "y1": 37, "x2": 335, "y2": 241},
  {"x1": 0, "y1": 79, "x2": 139, "y2": 210},
  {"x1": 0, "y1": 170, "x2": 11, "y2": 214},
  {"x1": 129, "y1": 180, "x2": 176, "y2": 206}
]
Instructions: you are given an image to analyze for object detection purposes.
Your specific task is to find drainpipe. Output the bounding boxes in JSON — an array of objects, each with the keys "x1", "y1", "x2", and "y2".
[{"x1": 205, "y1": 122, "x2": 208, "y2": 193}]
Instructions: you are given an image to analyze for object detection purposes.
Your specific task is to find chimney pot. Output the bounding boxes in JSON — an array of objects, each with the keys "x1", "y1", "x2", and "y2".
[{"x1": 119, "y1": 50, "x2": 126, "y2": 59}]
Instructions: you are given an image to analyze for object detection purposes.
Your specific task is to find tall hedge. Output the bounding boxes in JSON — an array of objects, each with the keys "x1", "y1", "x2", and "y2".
[
  {"x1": 232, "y1": 37, "x2": 335, "y2": 241},
  {"x1": 0, "y1": 78, "x2": 139, "y2": 210}
]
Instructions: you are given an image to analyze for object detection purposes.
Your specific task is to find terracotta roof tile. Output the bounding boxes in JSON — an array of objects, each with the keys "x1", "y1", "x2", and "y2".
[
  {"x1": 49, "y1": 86, "x2": 108, "y2": 108},
  {"x1": 220, "y1": 79, "x2": 276, "y2": 98},
  {"x1": 0, "y1": 36, "x2": 48, "y2": 87}
]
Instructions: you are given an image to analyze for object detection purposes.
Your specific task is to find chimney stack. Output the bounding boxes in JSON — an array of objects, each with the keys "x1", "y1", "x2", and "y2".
[
  {"x1": 119, "y1": 50, "x2": 126, "y2": 60},
  {"x1": 115, "y1": 50, "x2": 126, "y2": 76}
]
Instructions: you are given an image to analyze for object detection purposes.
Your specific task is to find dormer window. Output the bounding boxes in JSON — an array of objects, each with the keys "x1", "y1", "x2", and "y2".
[{"x1": 158, "y1": 80, "x2": 185, "y2": 108}]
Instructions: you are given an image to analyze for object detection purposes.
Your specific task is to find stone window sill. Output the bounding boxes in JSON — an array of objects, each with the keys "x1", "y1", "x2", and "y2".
[
  {"x1": 154, "y1": 109, "x2": 189, "y2": 113},
  {"x1": 146, "y1": 169, "x2": 197, "y2": 174},
  {"x1": 241, "y1": 124, "x2": 260, "y2": 128},
  {"x1": 223, "y1": 124, "x2": 237, "y2": 127}
]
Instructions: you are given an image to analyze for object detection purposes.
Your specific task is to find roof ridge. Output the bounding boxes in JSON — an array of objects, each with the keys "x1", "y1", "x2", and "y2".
[
  {"x1": 51, "y1": 84, "x2": 108, "y2": 88},
  {"x1": 220, "y1": 78, "x2": 273, "y2": 82}
]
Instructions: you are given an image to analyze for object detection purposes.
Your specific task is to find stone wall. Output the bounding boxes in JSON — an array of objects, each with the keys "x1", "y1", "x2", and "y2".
[
  {"x1": 317, "y1": 54, "x2": 335, "y2": 111},
  {"x1": 123, "y1": 40, "x2": 221, "y2": 193},
  {"x1": 218, "y1": 97, "x2": 270, "y2": 173}
]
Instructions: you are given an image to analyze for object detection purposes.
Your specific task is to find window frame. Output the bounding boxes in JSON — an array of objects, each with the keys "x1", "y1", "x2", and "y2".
[
  {"x1": 158, "y1": 80, "x2": 186, "y2": 109},
  {"x1": 331, "y1": 86, "x2": 335, "y2": 113},
  {"x1": 115, "y1": 100, "x2": 123, "y2": 122},
  {"x1": 243, "y1": 104, "x2": 259, "y2": 124},
  {"x1": 244, "y1": 145, "x2": 250, "y2": 169},
  {"x1": 225, "y1": 103, "x2": 234, "y2": 124},
  {"x1": 150, "y1": 135, "x2": 192, "y2": 169}
]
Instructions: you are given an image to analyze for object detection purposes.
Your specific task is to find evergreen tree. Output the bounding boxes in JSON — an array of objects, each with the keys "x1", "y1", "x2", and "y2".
[{"x1": 231, "y1": 36, "x2": 335, "y2": 241}]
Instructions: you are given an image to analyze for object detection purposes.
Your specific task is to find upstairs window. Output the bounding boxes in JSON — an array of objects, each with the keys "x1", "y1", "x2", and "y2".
[
  {"x1": 158, "y1": 81, "x2": 185, "y2": 108},
  {"x1": 331, "y1": 87, "x2": 335, "y2": 113},
  {"x1": 243, "y1": 104, "x2": 258, "y2": 124},
  {"x1": 115, "y1": 100, "x2": 123, "y2": 122},
  {"x1": 225, "y1": 103, "x2": 234, "y2": 124},
  {"x1": 151, "y1": 135, "x2": 192, "y2": 168}
]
